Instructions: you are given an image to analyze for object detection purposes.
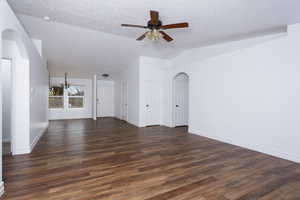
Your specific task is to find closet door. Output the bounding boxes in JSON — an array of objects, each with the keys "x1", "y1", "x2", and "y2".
[
  {"x1": 174, "y1": 79, "x2": 188, "y2": 126},
  {"x1": 97, "y1": 82, "x2": 114, "y2": 117},
  {"x1": 144, "y1": 81, "x2": 160, "y2": 126}
]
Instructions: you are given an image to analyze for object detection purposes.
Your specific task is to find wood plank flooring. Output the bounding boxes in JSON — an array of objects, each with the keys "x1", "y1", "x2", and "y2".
[{"x1": 2, "y1": 118, "x2": 300, "y2": 200}]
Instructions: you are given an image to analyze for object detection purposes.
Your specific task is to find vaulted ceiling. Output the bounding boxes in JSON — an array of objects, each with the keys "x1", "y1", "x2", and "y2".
[{"x1": 8, "y1": 0, "x2": 300, "y2": 78}]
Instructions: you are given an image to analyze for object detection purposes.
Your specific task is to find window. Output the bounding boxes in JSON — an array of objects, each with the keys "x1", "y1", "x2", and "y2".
[
  {"x1": 49, "y1": 86, "x2": 64, "y2": 109},
  {"x1": 68, "y1": 85, "x2": 84, "y2": 108},
  {"x1": 49, "y1": 85, "x2": 85, "y2": 109}
]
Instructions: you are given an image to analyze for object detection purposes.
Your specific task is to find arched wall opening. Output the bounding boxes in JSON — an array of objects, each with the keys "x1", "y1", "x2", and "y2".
[
  {"x1": 1, "y1": 29, "x2": 30, "y2": 157},
  {"x1": 172, "y1": 72, "x2": 189, "y2": 128}
]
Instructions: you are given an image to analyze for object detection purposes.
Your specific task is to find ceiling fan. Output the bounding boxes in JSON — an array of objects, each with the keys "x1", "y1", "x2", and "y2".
[{"x1": 121, "y1": 10, "x2": 189, "y2": 42}]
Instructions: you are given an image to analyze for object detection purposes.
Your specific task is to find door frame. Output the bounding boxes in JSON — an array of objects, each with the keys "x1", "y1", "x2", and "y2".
[
  {"x1": 121, "y1": 81, "x2": 128, "y2": 121},
  {"x1": 172, "y1": 72, "x2": 189, "y2": 128}
]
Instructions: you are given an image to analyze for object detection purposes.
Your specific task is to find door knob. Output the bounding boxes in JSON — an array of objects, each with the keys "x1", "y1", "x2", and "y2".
[
  {"x1": 146, "y1": 105, "x2": 149, "y2": 107},
  {"x1": 176, "y1": 105, "x2": 179, "y2": 107}
]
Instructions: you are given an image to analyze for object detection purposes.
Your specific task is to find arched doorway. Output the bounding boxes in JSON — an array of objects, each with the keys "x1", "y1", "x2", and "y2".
[
  {"x1": 1, "y1": 29, "x2": 30, "y2": 156},
  {"x1": 173, "y1": 72, "x2": 189, "y2": 127}
]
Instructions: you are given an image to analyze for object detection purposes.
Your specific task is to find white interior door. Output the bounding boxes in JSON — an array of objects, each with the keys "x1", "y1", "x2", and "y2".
[
  {"x1": 144, "y1": 81, "x2": 160, "y2": 126},
  {"x1": 97, "y1": 82, "x2": 114, "y2": 117},
  {"x1": 174, "y1": 78, "x2": 189, "y2": 127},
  {"x1": 121, "y1": 82, "x2": 128, "y2": 121}
]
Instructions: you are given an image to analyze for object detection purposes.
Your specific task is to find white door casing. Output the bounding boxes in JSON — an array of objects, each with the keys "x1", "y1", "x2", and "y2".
[{"x1": 121, "y1": 82, "x2": 128, "y2": 121}]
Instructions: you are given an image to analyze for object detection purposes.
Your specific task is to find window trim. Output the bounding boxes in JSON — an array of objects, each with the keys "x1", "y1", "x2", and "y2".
[
  {"x1": 49, "y1": 96, "x2": 64, "y2": 110},
  {"x1": 67, "y1": 85, "x2": 85, "y2": 110},
  {"x1": 67, "y1": 96, "x2": 85, "y2": 109},
  {"x1": 49, "y1": 84, "x2": 86, "y2": 110}
]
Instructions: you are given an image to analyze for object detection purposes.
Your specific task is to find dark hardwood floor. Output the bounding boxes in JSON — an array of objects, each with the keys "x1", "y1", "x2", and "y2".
[{"x1": 2, "y1": 118, "x2": 300, "y2": 200}]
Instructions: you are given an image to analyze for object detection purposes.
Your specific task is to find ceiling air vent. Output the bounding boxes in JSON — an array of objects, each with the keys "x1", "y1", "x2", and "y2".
[{"x1": 102, "y1": 74, "x2": 109, "y2": 78}]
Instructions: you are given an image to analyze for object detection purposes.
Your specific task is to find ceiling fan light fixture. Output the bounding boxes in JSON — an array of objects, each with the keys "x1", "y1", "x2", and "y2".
[
  {"x1": 146, "y1": 29, "x2": 163, "y2": 41},
  {"x1": 121, "y1": 10, "x2": 188, "y2": 42}
]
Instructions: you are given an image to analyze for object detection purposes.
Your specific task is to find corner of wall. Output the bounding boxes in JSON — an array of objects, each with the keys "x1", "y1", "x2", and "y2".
[
  {"x1": 0, "y1": 181, "x2": 4, "y2": 197},
  {"x1": 288, "y1": 23, "x2": 300, "y2": 33},
  {"x1": 14, "y1": 147, "x2": 31, "y2": 155},
  {"x1": 30, "y1": 121, "x2": 49, "y2": 152},
  {"x1": 31, "y1": 39, "x2": 43, "y2": 57},
  {"x1": 189, "y1": 129, "x2": 300, "y2": 164}
]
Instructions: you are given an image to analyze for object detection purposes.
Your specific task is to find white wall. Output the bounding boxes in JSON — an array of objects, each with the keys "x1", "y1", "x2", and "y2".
[
  {"x1": 0, "y1": 0, "x2": 49, "y2": 194},
  {"x1": 126, "y1": 60, "x2": 140, "y2": 126},
  {"x1": 114, "y1": 59, "x2": 140, "y2": 126},
  {"x1": 1, "y1": 59, "x2": 11, "y2": 142},
  {"x1": 114, "y1": 57, "x2": 171, "y2": 127},
  {"x1": 32, "y1": 39, "x2": 42, "y2": 57},
  {"x1": 2, "y1": 40, "x2": 30, "y2": 155},
  {"x1": 49, "y1": 77, "x2": 93, "y2": 120},
  {"x1": 139, "y1": 56, "x2": 170, "y2": 127},
  {"x1": 162, "y1": 24, "x2": 300, "y2": 163},
  {"x1": 132, "y1": 25, "x2": 300, "y2": 164}
]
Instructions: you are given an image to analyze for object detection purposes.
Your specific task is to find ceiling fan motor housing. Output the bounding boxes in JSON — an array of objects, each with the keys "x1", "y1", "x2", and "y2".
[
  {"x1": 147, "y1": 20, "x2": 162, "y2": 30},
  {"x1": 121, "y1": 11, "x2": 189, "y2": 42}
]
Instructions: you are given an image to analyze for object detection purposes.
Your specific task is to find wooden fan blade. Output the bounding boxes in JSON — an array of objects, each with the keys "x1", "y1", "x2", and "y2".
[
  {"x1": 150, "y1": 10, "x2": 159, "y2": 25},
  {"x1": 159, "y1": 31, "x2": 173, "y2": 42},
  {"x1": 161, "y1": 22, "x2": 189, "y2": 30},
  {"x1": 136, "y1": 32, "x2": 147, "y2": 41},
  {"x1": 121, "y1": 24, "x2": 148, "y2": 29}
]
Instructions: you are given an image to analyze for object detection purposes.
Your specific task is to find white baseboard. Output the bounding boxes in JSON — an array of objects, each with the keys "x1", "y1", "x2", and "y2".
[
  {"x1": 190, "y1": 129, "x2": 300, "y2": 164},
  {"x1": 114, "y1": 117, "x2": 136, "y2": 126},
  {"x1": 0, "y1": 181, "x2": 4, "y2": 197},
  {"x1": 12, "y1": 122, "x2": 49, "y2": 155},
  {"x1": 30, "y1": 122, "x2": 49, "y2": 152},
  {"x1": 49, "y1": 114, "x2": 92, "y2": 120},
  {"x1": 122, "y1": 119, "x2": 140, "y2": 127},
  {"x1": 30, "y1": 132, "x2": 42, "y2": 152},
  {"x1": 13, "y1": 147, "x2": 31, "y2": 155}
]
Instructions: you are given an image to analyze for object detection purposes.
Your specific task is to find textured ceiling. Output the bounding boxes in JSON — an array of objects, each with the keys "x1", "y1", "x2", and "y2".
[
  {"x1": 18, "y1": 14, "x2": 178, "y2": 79},
  {"x1": 7, "y1": 0, "x2": 300, "y2": 78}
]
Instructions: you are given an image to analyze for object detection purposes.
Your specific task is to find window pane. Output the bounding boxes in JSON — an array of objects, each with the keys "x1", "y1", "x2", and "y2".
[
  {"x1": 69, "y1": 97, "x2": 84, "y2": 108},
  {"x1": 49, "y1": 86, "x2": 64, "y2": 96},
  {"x1": 68, "y1": 86, "x2": 84, "y2": 96},
  {"x1": 49, "y1": 97, "x2": 64, "y2": 108}
]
